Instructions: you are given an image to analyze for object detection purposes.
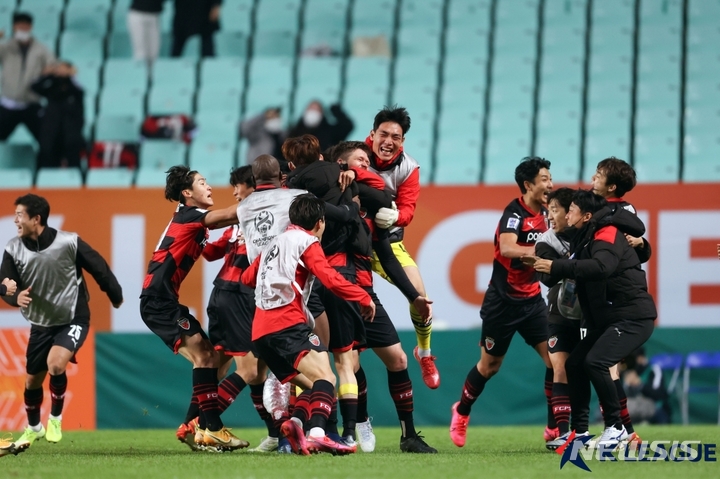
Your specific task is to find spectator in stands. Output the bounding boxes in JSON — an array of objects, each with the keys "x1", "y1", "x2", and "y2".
[
  {"x1": 127, "y1": 0, "x2": 166, "y2": 68},
  {"x1": 240, "y1": 107, "x2": 288, "y2": 171},
  {"x1": 31, "y1": 62, "x2": 85, "y2": 169},
  {"x1": 288, "y1": 101, "x2": 354, "y2": 152},
  {"x1": 171, "y1": 0, "x2": 221, "y2": 58},
  {"x1": 0, "y1": 12, "x2": 55, "y2": 142},
  {"x1": 621, "y1": 347, "x2": 672, "y2": 424}
]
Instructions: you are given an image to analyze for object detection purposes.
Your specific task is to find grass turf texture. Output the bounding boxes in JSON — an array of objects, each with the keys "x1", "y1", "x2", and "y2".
[{"x1": 1, "y1": 425, "x2": 718, "y2": 479}]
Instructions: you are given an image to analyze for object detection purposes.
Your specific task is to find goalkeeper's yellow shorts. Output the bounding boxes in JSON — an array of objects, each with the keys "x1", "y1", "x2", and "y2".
[{"x1": 371, "y1": 240, "x2": 418, "y2": 282}]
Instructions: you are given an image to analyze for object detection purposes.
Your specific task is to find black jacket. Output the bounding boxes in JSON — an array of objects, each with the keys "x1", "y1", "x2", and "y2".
[
  {"x1": 551, "y1": 207, "x2": 657, "y2": 330},
  {"x1": 173, "y1": 0, "x2": 221, "y2": 36},
  {"x1": 535, "y1": 231, "x2": 577, "y2": 326},
  {"x1": 0, "y1": 227, "x2": 124, "y2": 323},
  {"x1": 288, "y1": 104, "x2": 354, "y2": 152}
]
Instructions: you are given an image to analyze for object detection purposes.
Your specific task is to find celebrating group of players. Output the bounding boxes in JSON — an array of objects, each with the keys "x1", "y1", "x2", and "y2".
[{"x1": 1, "y1": 104, "x2": 657, "y2": 458}]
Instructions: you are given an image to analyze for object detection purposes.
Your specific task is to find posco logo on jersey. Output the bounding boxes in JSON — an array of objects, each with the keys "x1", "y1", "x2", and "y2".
[{"x1": 557, "y1": 433, "x2": 717, "y2": 472}]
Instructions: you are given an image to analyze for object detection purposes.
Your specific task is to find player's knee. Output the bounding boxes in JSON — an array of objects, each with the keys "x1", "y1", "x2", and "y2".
[
  {"x1": 25, "y1": 374, "x2": 44, "y2": 389},
  {"x1": 385, "y1": 351, "x2": 407, "y2": 371},
  {"x1": 47, "y1": 363, "x2": 66, "y2": 376}
]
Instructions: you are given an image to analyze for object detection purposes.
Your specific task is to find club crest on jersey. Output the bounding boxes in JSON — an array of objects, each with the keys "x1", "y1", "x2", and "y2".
[
  {"x1": 264, "y1": 244, "x2": 279, "y2": 264},
  {"x1": 507, "y1": 217, "x2": 519, "y2": 229},
  {"x1": 484, "y1": 337, "x2": 495, "y2": 351},
  {"x1": 255, "y1": 210, "x2": 275, "y2": 235},
  {"x1": 177, "y1": 317, "x2": 190, "y2": 330},
  {"x1": 548, "y1": 336, "x2": 558, "y2": 348},
  {"x1": 308, "y1": 333, "x2": 320, "y2": 347}
]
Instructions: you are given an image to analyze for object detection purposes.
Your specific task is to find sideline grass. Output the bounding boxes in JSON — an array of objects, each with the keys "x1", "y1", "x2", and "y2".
[{"x1": 2, "y1": 425, "x2": 718, "y2": 479}]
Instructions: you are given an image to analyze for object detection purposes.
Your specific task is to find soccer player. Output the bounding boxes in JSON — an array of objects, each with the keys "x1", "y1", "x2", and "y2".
[
  {"x1": 242, "y1": 194, "x2": 375, "y2": 455},
  {"x1": 365, "y1": 106, "x2": 439, "y2": 389},
  {"x1": 532, "y1": 187, "x2": 580, "y2": 449},
  {"x1": 140, "y1": 166, "x2": 248, "y2": 452},
  {"x1": 449, "y1": 157, "x2": 555, "y2": 448},
  {"x1": 331, "y1": 140, "x2": 437, "y2": 454},
  {"x1": 532, "y1": 189, "x2": 656, "y2": 449},
  {"x1": 0, "y1": 194, "x2": 123, "y2": 448}
]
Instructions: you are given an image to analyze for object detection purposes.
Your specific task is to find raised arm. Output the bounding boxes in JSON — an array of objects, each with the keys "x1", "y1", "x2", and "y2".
[{"x1": 77, "y1": 238, "x2": 123, "y2": 307}]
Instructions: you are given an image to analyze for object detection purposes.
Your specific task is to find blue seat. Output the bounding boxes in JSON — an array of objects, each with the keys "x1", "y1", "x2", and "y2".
[
  {"x1": 252, "y1": 30, "x2": 297, "y2": 57},
  {"x1": 297, "y1": 58, "x2": 342, "y2": 92},
  {"x1": 220, "y1": 0, "x2": 253, "y2": 33},
  {"x1": 0, "y1": 168, "x2": 34, "y2": 189},
  {"x1": 140, "y1": 140, "x2": 187, "y2": 170},
  {"x1": 64, "y1": 3, "x2": 110, "y2": 35},
  {"x1": 256, "y1": 0, "x2": 301, "y2": 34},
  {"x1": 447, "y1": 0, "x2": 492, "y2": 30},
  {"x1": 0, "y1": 0, "x2": 15, "y2": 33},
  {"x1": 152, "y1": 59, "x2": 196, "y2": 89},
  {"x1": 86, "y1": 168, "x2": 135, "y2": 188},
  {"x1": 445, "y1": 26, "x2": 488, "y2": 58},
  {"x1": 434, "y1": 134, "x2": 481, "y2": 185},
  {"x1": 245, "y1": 84, "x2": 290, "y2": 118},
  {"x1": 195, "y1": 111, "x2": 239, "y2": 142},
  {"x1": 397, "y1": 27, "x2": 441, "y2": 59},
  {"x1": 60, "y1": 32, "x2": 104, "y2": 62},
  {"x1": 148, "y1": 86, "x2": 193, "y2": 116},
  {"x1": 485, "y1": 129, "x2": 532, "y2": 185},
  {"x1": 344, "y1": 57, "x2": 390, "y2": 92},
  {"x1": 400, "y1": 0, "x2": 443, "y2": 29},
  {"x1": 189, "y1": 140, "x2": 235, "y2": 185},
  {"x1": 248, "y1": 58, "x2": 293, "y2": 90},
  {"x1": 302, "y1": 0, "x2": 348, "y2": 54},
  {"x1": 200, "y1": 58, "x2": 245, "y2": 88},
  {"x1": 682, "y1": 351, "x2": 720, "y2": 424},
  {"x1": 108, "y1": 32, "x2": 134, "y2": 58},
  {"x1": 402, "y1": 136, "x2": 432, "y2": 185},
  {"x1": 196, "y1": 86, "x2": 242, "y2": 115},
  {"x1": 0, "y1": 144, "x2": 36, "y2": 169},
  {"x1": 394, "y1": 57, "x2": 438, "y2": 90},
  {"x1": 135, "y1": 167, "x2": 167, "y2": 187},
  {"x1": 215, "y1": 31, "x2": 248, "y2": 57},
  {"x1": 74, "y1": 59, "x2": 102, "y2": 94},
  {"x1": 7, "y1": 125, "x2": 38, "y2": 148},
  {"x1": 95, "y1": 115, "x2": 141, "y2": 142},
  {"x1": 351, "y1": 0, "x2": 397, "y2": 38},
  {"x1": 111, "y1": 0, "x2": 131, "y2": 33},
  {"x1": 104, "y1": 59, "x2": 148, "y2": 88},
  {"x1": 683, "y1": 133, "x2": 720, "y2": 182},
  {"x1": 99, "y1": 85, "x2": 145, "y2": 117},
  {"x1": 35, "y1": 168, "x2": 83, "y2": 189},
  {"x1": 535, "y1": 107, "x2": 582, "y2": 183},
  {"x1": 28, "y1": 2, "x2": 62, "y2": 37},
  {"x1": 650, "y1": 353, "x2": 684, "y2": 396},
  {"x1": 19, "y1": 0, "x2": 64, "y2": 9}
]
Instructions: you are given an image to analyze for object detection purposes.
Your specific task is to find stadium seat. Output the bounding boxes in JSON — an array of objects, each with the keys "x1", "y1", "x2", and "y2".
[
  {"x1": 0, "y1": 143, "x2": 36, "y2": 169},
  {"x1": 237, "y1": 138, "x2": 249, "y2": 165},
  {"x1": 220, "y1": 0, "x2": 253, "y2": 33},
  {"x1": 252, "y1": 30, "x2": 297, "y2": 57},
  {"x1": 7, "y1": 125, "x2": 38, "y2": 148},
  {"x1": 200, "y1": 58, "x2": 245, "y2": 89},
  {"x1": 445, "y1": 26, "x2": 488, "y2": 59},
  {"x1": 139, "y1": 140, "x2": 187, "y2": 170},
  {"x1": 295, "y1": 57, "x2": 342, "y2": 115},
  {"x1": 302, "y1": 0, "x2": 348, "y2": 54},
  {"x1": 189, "y1": 140, "x2": 235, "y2": 185},
  {"x1": 148, "y1": 86, "x2": 193, "y2": 115},
  {"x1": 342, "y1": 84, "x2": 388, "y2": 139},
  {"x1": 399, "y1": 0, "x2": 442, "y2": 29},
  {"x1": 683, "y1": 133, "x2": 720, "y2": 182},
  {"x1": 64, "y1": 3, "x2": 110, "y2": 35},
  {"x1": 151, "y1": 59, "x2": 196, "y2": 89},
  {"x1": 108, "y1": 32, "x2": 134, "y2": 58},
  {"x1": 194, "y1": 111, "x2": 239, "y2": 142},
  {"x1": 196, "y1": 86, "x2": 242, "y2": 115},
  {"x1": 396, "y1": 27, "x2": 441, "y2": 59},
  {"x1": 99, "y1": 85, "x2": 145, "y2": 117},
  {"x1": 443, "y1": 55, "x2": 486, "y2": 89},
  {"x1": 60, "y1": 32, "x2": 104, "y2": 62},
  {"x1": 35, "y1": 168, "x2": 83, "y2": 189},
  {"x1": 0, "y1": 0, "x2": 14, "y2": 34},
  {"x1": 256, "y1": 0, "x2": 301, "y2": 34},
  {"x1": 135, "y1": 167, "x2": 167, "y2": 187},
  {"x1": 535, "y1": 108, "x2": 582, "y2": 183},
  {"x1": 344, "y1": 57, "x2": 390, "y2": 93},
  {"x1": 394, "y1": 57, "x2": 439, "y2": 90},
  {"x1": 485, "y1": 129, "x2": 532, "y2": 185},
  {"x1": 110, "y1": 0, "x2": 131, "y2": 33},
  {"x1": 0, "y1": 168, "x2": 34, "y2": 189},
  {"x1": 95, "y1": 115, "x2": 141, "y2": 142},
  {"x1": 681, "y1": 351, "x2": 720, "y2": 425},
  {"x1": 28, "y1": 2, "x2": 62, "y2": 38},
  {"x1": 86, "y1": 168, "x2": 135, "y2": 188},
  {"x1": 74, "y1": 59, "x2": 102, "y2": 94},
  {"x1": 215, "y1": 31, "x2": 248, "y2": 57},
  {"x1": 434, "y1": 134, "x2": 481, "y2": 185},
  {"x1": 104, "y1": 59, "x2": 148, "y2": 89},
  {"x1": 19, "y1": 0, "x2": 64, "y2": 10},
  {"x1": 351, "y1": 0, "x2": 397, "y2": 38},
  {"x1": 248, "y1": 58, "x2": 293, "y2": 90},
  {"x1": 447, "y1": 0, "x2": 492, "y2": 30}
]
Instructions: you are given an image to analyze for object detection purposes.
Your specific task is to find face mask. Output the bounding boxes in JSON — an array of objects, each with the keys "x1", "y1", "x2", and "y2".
[
  {"x1": 264, "y1": 117, "x2": 283, "y2": 133},
  {"x1": 14, "y1": 30, "x2": 31, "y2": 42},
  {"x1": 303, "y1": 110, "x2": 322, "y2": 128}
]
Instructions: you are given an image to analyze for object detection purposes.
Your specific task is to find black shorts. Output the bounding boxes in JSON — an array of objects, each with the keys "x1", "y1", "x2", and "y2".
[
  {"x1": 361, "y1": 288, "x2": 400, "y2": 349},
  {"x1": 479, "y1": 288, "x2": 548, "y2": 357},
  {"x1": 317, "y1": 282, "x2": 367, "y2": 353},
  {"x1": 307, "y1": 287, "x2": 325, "y2": 318},
  {"x1": 140, "y1": 295, "x2": 208, "y2": 353},
  {"x1": 207, "y1": 285, "x2": 257, "y2": 356},
  {"x1": 548, "y1": 321, "x2": 582, "y2": 354},
  {"x1": 26, "y1": 319, "x2": 90, "y2": 375},
  {"x1": 253, "y1": 323, "x2": 327, "y2": 384}
]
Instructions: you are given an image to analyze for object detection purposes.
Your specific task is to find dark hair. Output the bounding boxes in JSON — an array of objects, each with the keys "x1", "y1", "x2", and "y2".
[
  {"x1": 230, "y1": 165, "x2": 255, "y2": 188},
  {"x1": 15, "y1": 193, "x2": 49, "y2": 226},
  {"x1": 164, "y1": 165, "x2": 198, "y2": 203},
  {"x1": 373, "y1": 105, "x2": 411, "y2": 135},
  {"x1": 289, "y1": 193, "x2": 325, "y2": 230},
  {"x1": 572, "y1": 189, "x2": 608, "y2": 215},
  {"x1": 252, "y1": 154, "x2": 280, "y2": 182},
  {"x1": 596, "y1": 157, "x2": 636, "y2": 197},
  {"x1": 282, "y1": 135, "x2": 321, "y2": 167},
  {"x1": 547, "y1": 187, "x2": 574, "y2": 213},
  {"x1": 13, "y1": 12, "x2": 32, "y2": 25},
  {"x1": 326, "y1": 141, "x2": 373, "y2": 163},
  {"x1": 515, "y1": 156, "x2": 551, "y2": 193}
]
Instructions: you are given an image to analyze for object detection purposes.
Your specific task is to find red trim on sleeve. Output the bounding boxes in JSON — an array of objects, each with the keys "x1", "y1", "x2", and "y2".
[
  {"x1": 594, "y1": 225, "x2": 618, "y2": 244},
  {"x1": 202, "y1": 227, "x2": 232, "y2": 261},
  {"x1": 395, "y1": 167, "x2": 420, "y2": 227},
  {"x1": 302, "y1": 243, "x2": 371, "y2": 306},
  {"x1": 352, "y1": 167, "x2": 386, "y2": 190}
]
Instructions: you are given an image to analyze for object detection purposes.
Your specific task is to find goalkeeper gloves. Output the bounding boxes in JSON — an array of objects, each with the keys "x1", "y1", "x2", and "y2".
[{"x1": 375, "y1": 201, "x2": 399, "y2": 229}]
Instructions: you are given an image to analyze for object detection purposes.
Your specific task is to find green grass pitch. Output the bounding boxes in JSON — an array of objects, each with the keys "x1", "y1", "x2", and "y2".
[{"x1": 2, "y1": 425, "x2": 718, "y2": 479}]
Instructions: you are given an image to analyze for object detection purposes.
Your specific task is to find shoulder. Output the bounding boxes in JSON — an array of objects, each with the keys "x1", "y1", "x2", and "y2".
[
  {"x1": 176, "y1": 205, "x2": 208, "y2": 223},
  {"x1": 401, "y1": 151, "x2": 420, "y2": 170},
  {"x1": 593, "y1": 225, "x2": 619, "y2": 244}
]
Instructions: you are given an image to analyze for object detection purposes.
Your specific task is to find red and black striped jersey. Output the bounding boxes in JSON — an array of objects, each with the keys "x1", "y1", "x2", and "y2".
[
  {"x1": 202, "y1": 225, "x2": 251, "y2": 291},
  {"x1": 141, "y1": 204, "x2": 209, "y2": 299},
  {"x1": 489, "y1": 197, "x2": 549, "y2": 301}
]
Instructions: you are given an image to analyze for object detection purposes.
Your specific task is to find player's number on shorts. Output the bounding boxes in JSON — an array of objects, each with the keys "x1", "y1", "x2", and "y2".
[{"x1": 68, "y1": 325, "x2": 82, "y2": 342}]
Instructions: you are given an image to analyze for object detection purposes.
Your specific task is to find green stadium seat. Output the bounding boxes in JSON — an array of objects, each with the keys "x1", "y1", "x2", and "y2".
[
  {"x1": 302, "y1": 29, "x2": 345, "y2": 56},
  {"x1": 148, "y1": 86, "x2": 193, "y2": 116},
  {"x1": 237, "y1": 138, "x2": 249, "y2": 165},
  {"x1": 152, "y1": 59, "x2": 196, "y2": 89},
  {"x1": 248, "y1": 57, "x2": 293, "y2": 90},
  {"x1": 200, "y1": 58, "x2": 244, "y2": 89},
  {"x1": 445, "y1": 26, "x2": 488, "y2": 58},
  {"x1": 215, "y1": 32, "x2": 248, "y2": 57},
  {"x1": 95, "y1": 115, "x2": 141, "y2": 142},
  {"x1": 400, "y1": 0, "x2": 443, "y2": 29},
  {"x1": 111, "y1": 0, "x2": 131, "y2": 33},
  {"x1": 394, "y1": 57, "x2": 438, "y2": 89},
  {"x1": 633, "y1": 131, "x2": 680, "y2": 183},
  {"x1": 140, "y1": 140, "x2": 187, "y2": 170},
  {"x1": 19, "y1": 0, "x2": 64, "y2": 9},
  {"x1": 351, "y1": 0, "x2": 396, "y2": 37},
  {"x1": 28, "y1": 3, "x2": 61, "y2": 38},
  {"x1": 592, "y1": 0, "x2": 634, "y2": 28},
  {"x1": 108, "y1": 32, "x2": 134, "y2": 58},
  {"x1": 683, "y1": 134, "x2": 720, "y2": 182},
  {"x1": 245, "y1": 84, "x2": 290, "y2": 118},
  {"x1": 252, "y1": 30, "x2": 296, "y2": 57},
  {"x1": 86, "y1": 168, "x2": 135, "y2": 188},
  {"x1": 189, "y1": 140, "x2": 235, "y2": 185},
  {"x1": 67, "y1": 0, "x2": 112, "y2": 6},
  {"x1": 535, "y1": 107, "x2": 582, "y2": 183},
  {"x1": 74, "y1": 58, "x2": 102, "y2": 93},
  {"x1": 35, "y1": 167, "x2": 83, "y2": 189},
  {"x1": 180, "y1": 36, "x2": 202, "y2": 59},
  {"x1": 345, "y1": 57, "x2": 390, "y2": 92},
  {"x1": 7, "y1": 125, "x2": 37, "y2": 148},
  {"x1": 297, "y1": 57, "x2": 342, "y2": 91},
  {"x1": 104, "y1": 59, "x2": 147, "y2": 89},
  {"x1": 583, "y1": 131, "x2": 630, "y2": 179},
  {"x1": 60, "y1": 32, "x2": 104, "y2": 62},
  {"x1": 434, "y1": 135, "x2": 481, "y2": 185},
  {"x1": 443, "y1": 55, "x2": 486, "y2": 89},
  {"x1": 302, "y1": 0, "x2": 348, "y2": 54},
  {"x1": 402, "y1": 136, "x2": 432, "y2": 185},
  {"x1": 0, "y1": 168, "x2": 34, "y2": 189},
  {"x1": 485, "y1": 131, "x2": 531, "y2": 185},
  {"x1": 447, "y1": 0, "x2": 491, "y2": 30},
  {"x1": 397, "y1": 27, "x2": 441, "y2": 59},
  {"x1": 135, "y1": 167, "x2": 167, "y2": 187},
  {"x1": 160, "y1": 4, "x2": 173, "y2": 33},
  {"x1": 0, "y1": 0, "x2": 15, "y2": 34},
  {"x1": 64, "y1": 3, "x2": 110, "y2": 35},
  {"x1": 0, "y1": 144, "x2": 35, "y2": 169},
  {"x1": 195, "y1": 111, "x2": 239, "y2": 141},
  {"x1": 256, "y1": 0, "x2": 301, "y2": 34},
  {"x1": 197, "y1": 86, "x2": 241, "y2": 115},
  {"x1": 100, "y1": 85, "x2": 145, "y2": 117},
  {"x1": 689, "y1": 0, "x2": 720, "y2": 26},
  {"x1": 220, "y1": 0, "x2": 253, "y2": 33}
]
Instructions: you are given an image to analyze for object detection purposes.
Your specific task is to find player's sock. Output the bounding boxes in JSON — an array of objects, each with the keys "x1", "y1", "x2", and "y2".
[
  {"x1": 24, "y1": 387, "x2": 43, "y2": 428},
  {"x1": 456, "y1": 365, "x2": 488, "y2": 416},
  {"x1": 355, "y1": 366, "x2": 369, "y2": 422},
  {"x1": 193, "y1": 367, "x2": 223, "y2": 431},
  {"x1": 184, "y1": 395, "x2": 199, "y2": 425},
  {"x1": 410, "y1": 304, "x2": 432, "y2": 353},
  {"x1": 615, "y1": 379, "x2": 634, "y2": 434},
  {"x1": 218, "y1": 372, "x2": 247, "y2": 413},
  {"x1": 326, "y1": 396, "x2": 339, "y2": 435},
  {"x1": 388, "y1": 369, "x2": 416, "y2": 438},
  {"x1": 250, "y1": 383, "x2": 279, "y2": 437},
  {"x1": 292, "y1": 390, "x2": 312, "y2": 425},
  {"x1": 307, "y1": 379, "x2": 334, "y2": 432},
  {"x1": 49, "y1": 372, "x2": 68, "y2": 417},
  {"x1": 551, "y1": 382, "x2": 571, "y2": 435},
  {"x1": 545, "y1": 368, "x2": 557, "y2": 429},
  {"x1": 338, "y1": 383, "x2": 358, "y2": 438}
]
